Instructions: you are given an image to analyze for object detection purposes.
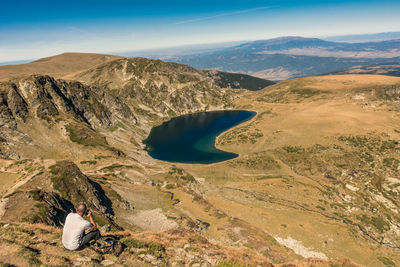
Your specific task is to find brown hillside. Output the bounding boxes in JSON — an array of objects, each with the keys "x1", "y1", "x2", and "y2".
[
  {"x1": 0, "y1": 52, "x2": 121, "y2": 81},
  {"x1": 0, "y1": 51, "x2": 399, "y2": 266}
]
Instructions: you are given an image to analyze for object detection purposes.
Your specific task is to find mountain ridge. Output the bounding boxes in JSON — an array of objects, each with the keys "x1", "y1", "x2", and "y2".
[
  {"x1": 0, "y1": 53, "x2": 399, "y2": 266},
  {"x1": 166, "y1": 36, "x2": 400, "y2": 80},
  {"x1": 0, "y1": 52, "x2": 122, "y2": 81}
]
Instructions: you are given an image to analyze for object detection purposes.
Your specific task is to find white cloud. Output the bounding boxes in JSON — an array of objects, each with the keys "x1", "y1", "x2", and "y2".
[{"x1": 171, "y1": 6, "x2": 273, "y2": 25}]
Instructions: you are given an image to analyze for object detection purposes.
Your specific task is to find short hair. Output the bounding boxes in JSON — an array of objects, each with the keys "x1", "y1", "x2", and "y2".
[{"x1": 76, "y1": 203, "x2": 87, "y2": 214}]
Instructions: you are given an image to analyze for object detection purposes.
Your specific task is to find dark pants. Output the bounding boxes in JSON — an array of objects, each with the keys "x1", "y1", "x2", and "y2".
[{"x1": 79, "y1": 230, "x2": 100, "y2": 248}]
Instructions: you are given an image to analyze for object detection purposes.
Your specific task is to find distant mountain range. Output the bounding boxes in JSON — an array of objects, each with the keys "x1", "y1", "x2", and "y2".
[
  {"x1": 164, "y1": 36, "x2": 400, "y2": 80},
  {"x1": 325, "y1": 31, "x2": 400, "y2": 43},
  {"x1": 329, "y1": 62, "x2": 400, "y2": 77},
  {"x1": 228, "y1": 37, "x2": 400, "y2": 57},
  {"x1": 3, "y1": 33, "x2": 400, "y2": 81}
]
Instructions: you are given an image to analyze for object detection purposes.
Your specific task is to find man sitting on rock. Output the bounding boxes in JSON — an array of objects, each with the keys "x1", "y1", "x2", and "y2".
[{"x1": 62, "y1": 202, "x2": 100, "y2": 250}]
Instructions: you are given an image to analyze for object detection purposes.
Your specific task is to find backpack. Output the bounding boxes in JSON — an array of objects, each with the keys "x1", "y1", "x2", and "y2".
[{"x1": 90, "y1": 236, "x2": 123, "y2": 256}]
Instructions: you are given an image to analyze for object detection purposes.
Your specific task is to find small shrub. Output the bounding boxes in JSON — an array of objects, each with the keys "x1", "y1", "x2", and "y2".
[
  {"x1": 283, "y1": 146, "x2": 305, "y2": 153},
  {"x1": 65, "y1": 123, "x2": 108, "y2": 147},
  {"x1": 4, "y1": 190, "x2": 22, "y2": 199},
  {"x1": 29, "y1": 189, "x2": 42, "y2": 201},
  {"x1": 217, "y1": 261, "x2": 245, "y2": 267},
  {"x1": 378, "y1": 256, "x2": 396, "y2": 266},
  {"x1": 80, "y1": 160, "x2": 97, "y2": 165},
  {"x1": 120, "y1": 237, "x2": 165, "y2": 258},
  {"x1": 165, "y1": 184, "x2": 175, "y2": 190}
]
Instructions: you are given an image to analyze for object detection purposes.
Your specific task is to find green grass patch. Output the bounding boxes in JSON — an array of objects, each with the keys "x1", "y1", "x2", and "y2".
[
  {"x1": 22, "y1": 203, "x2": 47, "y2": 224},
  {"x1": 357, "y1": 214, "x2": 389, "y2": 233},
  {"x1": 217, "y1": 261, "x2": 245, "y2": 267},
  {"x1": 378, "y1": 256, "x2": 396, "y2": 266},
  {"x1": 29, "y1": 189, "x2": 42, "y2": 201},
  {"x1": 65, "y1": 122, "x2": 108, "y2": 147},
  {"x1": 168, "y1": 166, "x2": 196, "y2": 183},
  {"x1": 316, "y1": 205, "x2": 326, "y2": 211},
  {"x1": 120, "y1": 237, "x2": 165, "y2": 258},
  {"x1": 4, "y1": 190, "x2": 22, "y2": 199},
  {"x1": 383, "y1": 158, "x2": 400, "y2": 170},
  {"x1": 17, "y1": 246, "x2": 41, "y2": 266},
  {"x1": 94, "y1": 155, "x2": 112, "y2": 160},
  {"x1": 100, "y1": 164, "x2": 132, "y2": 172},
  {"x1": 290, "y1": 87, "x2": 328, "y2": 98},
  {"x1": 91, "y1": 214, "x2": 108, "y2": 227},
  {"x1": 282, "y1": 145, "x2": 305, "y2": 153},
  {"x1": 80, "y1": 160, "x2": 97, "y2": 165}
]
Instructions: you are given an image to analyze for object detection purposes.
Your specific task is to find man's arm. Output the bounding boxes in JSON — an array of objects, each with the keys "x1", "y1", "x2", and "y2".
[{"x1": 87, "y1": 210, "x2": 97, "y2": 232}]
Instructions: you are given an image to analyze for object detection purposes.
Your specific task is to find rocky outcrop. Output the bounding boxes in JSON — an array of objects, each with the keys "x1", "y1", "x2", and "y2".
[
  {"x1": 49, "y1": 161, "x2": 115, "y2": 218},
  {"x1": 28, "y1": 189, "x2": 75, "y2": 227},
  {"x1": 74, "y1": 58, "x2": 235, "y2": 117},
  {"x1": 17, "y1": 75, "x2": 114, "y2": 128},
  {"x1": 0, "y1": 85, "x2": 31, "y2": 159},
  {"x1": 6, "y1": 84, "x2": 29, "y2": 121},
  {"x1": 1, "y1": 161, "x2": 129, "y2": 229},
  {"x1": 0, "y1": 90, "x2": 18, "y2": 130},
  {"x1": 0, "y1": 76, "x2": 113, "y2": 129}
]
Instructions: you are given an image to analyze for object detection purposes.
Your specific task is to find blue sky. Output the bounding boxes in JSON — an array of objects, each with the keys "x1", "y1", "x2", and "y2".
[{"x1": 1, "y1": 0, "x2": 400, "y2": 62}]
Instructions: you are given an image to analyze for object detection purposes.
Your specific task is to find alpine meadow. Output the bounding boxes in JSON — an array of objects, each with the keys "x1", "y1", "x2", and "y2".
[{"x1": 0, "y1": 1, "x2": 400, "y2": 266}]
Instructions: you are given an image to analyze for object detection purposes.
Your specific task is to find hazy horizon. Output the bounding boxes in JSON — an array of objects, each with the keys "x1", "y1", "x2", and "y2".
[
  {"x1": 1, "y1": 0, "x2": 400, "y2": 62},
  {"x1": 2, "y1": 31, "x2": 400, "y2": 65}
]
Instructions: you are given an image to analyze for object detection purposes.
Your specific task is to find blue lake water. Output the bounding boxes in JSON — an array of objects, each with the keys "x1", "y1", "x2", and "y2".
[{"x1": 143, "y1": 110, "x2": 256, "y2": 164}]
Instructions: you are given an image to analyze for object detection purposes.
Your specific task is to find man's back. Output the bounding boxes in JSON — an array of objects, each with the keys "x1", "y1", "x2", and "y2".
[{"x1": 62, "y1": 213, "x2": 92, "y2": 250}]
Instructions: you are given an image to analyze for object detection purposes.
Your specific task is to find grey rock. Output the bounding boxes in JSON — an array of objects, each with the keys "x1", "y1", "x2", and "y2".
[
  {"x1": 100, "y1": 259, "x2": 115, "y2": 266},
  {"x1": 76, "y1": 256, "x2": 91, "y2": 262},
  {"x1": 186, "y1": 253, "x2": 196, "y2": 260},
  {"x1": 142, "y1": 254, "x2": 157, "y2": 262},
  {"x1": 101, "y1": 224, "x2": 111, "y2": 233}
]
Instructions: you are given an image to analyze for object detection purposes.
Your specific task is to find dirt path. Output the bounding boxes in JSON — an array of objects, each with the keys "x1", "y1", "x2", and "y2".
[
  {"x1": 0, "y1": 170, "x2": 41, "y2": 219},
  {"x1": 0, "y1": 159, "x2": 55, "y2": 220}
]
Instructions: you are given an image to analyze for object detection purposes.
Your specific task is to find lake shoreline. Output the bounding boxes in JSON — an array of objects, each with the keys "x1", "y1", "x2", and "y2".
[{"x1": 143, "y1": 109, "x2": 257, "y2": 164}]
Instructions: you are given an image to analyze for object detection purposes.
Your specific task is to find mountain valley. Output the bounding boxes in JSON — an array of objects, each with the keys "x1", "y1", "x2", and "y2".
[{"x1": 0, "y1": 53, "x2": 399, "y2": 266}]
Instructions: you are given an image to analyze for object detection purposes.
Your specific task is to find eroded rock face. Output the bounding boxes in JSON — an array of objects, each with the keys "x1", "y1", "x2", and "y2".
[
  {"x1": 0, "y1": 90, "x2": 18, "y2": 130},
  {"x1": 49, "y1": 161, "x2": 114, "y2": 218},
  {"x1": 0, "y1": 85, "x2": 31, "y2": 159},
  {"x1": 17, "y1": 75, "x2": 114, "y2": 128},
  {"x1": 0, "y1": 75, "x2": 136, "y2": 131},
  {"x1": 74, "y1": 58, "x2": 234, "y2": 117},
  {"x1": 6, "y1": 84, "x2": 29, "y2": 121},
  {"x1": 6, "y1": 161, "x2": 125, "y2": 228},
  {"x1": 0, "y1": 76, "x2": 110, "y2": 132},
  {"x1": 29, "y1": 189, "x2": 75, "y2": 227},
  {"x1": 2, "y1": 161, "x2": 129, "y2": 229}
]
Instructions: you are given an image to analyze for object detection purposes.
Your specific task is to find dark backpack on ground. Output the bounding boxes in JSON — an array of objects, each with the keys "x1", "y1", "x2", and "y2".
[{"x1": 90, "y1": 236, "x2": 123, "y2": 256}]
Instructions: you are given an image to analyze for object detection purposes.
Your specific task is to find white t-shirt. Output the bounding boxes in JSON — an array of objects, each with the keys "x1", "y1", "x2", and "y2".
[{"x1": 62, "y1": 213, "x2": 92, "y2": 250}]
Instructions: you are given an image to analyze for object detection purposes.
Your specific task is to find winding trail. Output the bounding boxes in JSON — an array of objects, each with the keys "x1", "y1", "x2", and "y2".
[
  {"x1": 0, "y1": 159, "x2": 55, "y2": 220},
  {"x1": 0, "y1": 171, "x2": 39, "y2": 219}
]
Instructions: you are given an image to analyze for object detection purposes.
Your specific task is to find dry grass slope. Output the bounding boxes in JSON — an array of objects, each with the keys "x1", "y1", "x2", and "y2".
[
  {"x1": 0, "y1": 52, "x2": 399, "y2": 266},
  {"x1": 0, "y1": 52, "x2": 121, "y2": 81}
]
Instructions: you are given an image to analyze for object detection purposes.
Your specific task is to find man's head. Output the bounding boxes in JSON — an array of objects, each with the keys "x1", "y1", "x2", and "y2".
[{"x1": 76, "y1": 202, "x2": 87, "y2": 216}]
